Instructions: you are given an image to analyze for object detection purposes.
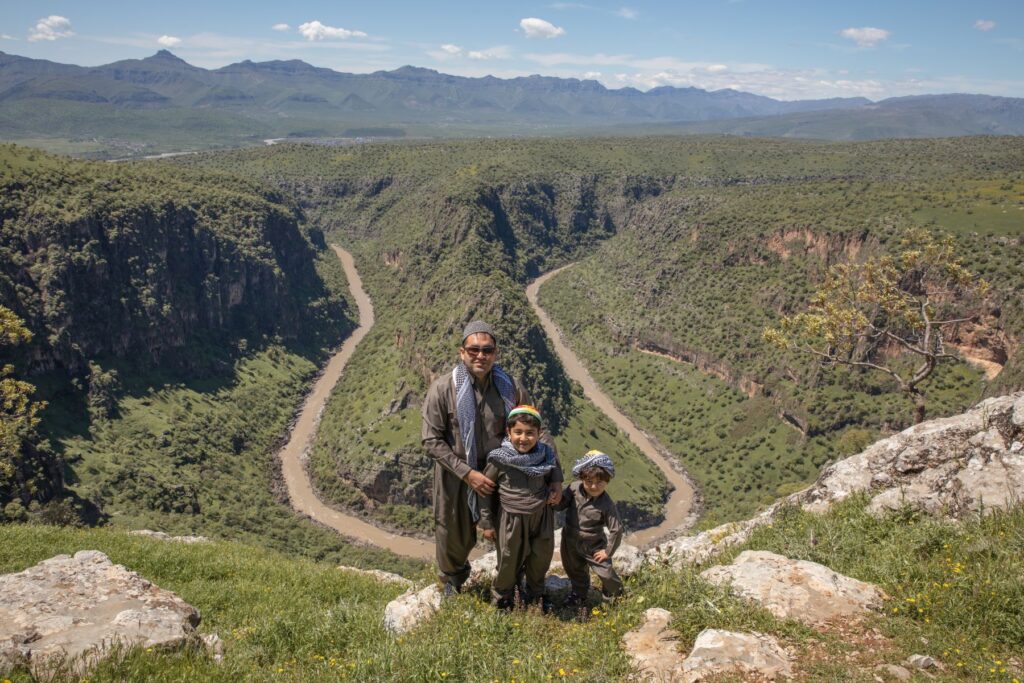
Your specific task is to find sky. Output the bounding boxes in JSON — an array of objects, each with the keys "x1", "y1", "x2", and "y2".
[{"x1": 2, "y1": 1, "x2": 1023, "y2": 100}]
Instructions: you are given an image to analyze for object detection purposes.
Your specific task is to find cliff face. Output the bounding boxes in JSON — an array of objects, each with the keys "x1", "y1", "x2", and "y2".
[{"x1": 0, "y1": 150, "x2": 330, "y2": 376}]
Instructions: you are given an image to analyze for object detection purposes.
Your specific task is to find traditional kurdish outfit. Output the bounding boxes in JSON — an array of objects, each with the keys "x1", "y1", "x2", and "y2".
[
  {"x1": 555, "y1": 451, "x2": 624, "y2": 600},
  {"x1": 421, "y1": 363, "x2": 559, "y2": 589},
  {"x1": 478, "y1": 434, "x2": 561, "y2": 604}
]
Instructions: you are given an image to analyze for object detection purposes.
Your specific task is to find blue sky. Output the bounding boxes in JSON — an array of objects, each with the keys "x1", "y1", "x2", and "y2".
[{"x1": 2, "y1": 1, "x2": 1023, "y2": 100}]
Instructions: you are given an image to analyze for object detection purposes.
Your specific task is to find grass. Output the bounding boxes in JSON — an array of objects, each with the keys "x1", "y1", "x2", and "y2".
[
  {"x1": 3, "y1": 496, "x2": 1021, "y2": 681},
  {"x1": 43, "y1": 342, "x2": 419, "y2": 575}
]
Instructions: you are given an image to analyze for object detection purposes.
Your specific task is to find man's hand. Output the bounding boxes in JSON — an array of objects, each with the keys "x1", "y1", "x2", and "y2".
[
  {"x1": 464, "y1": 469, "x2": 496, "y2": 495},
  {"x1": 547, "y1": 482, "x2": 562, "y2": 505},
  {"x1": 480, "y1": 527, "x2": 496, "y2": 541},
  {"x1": 592, "y1": 549, "x2": 609, "y2": 563}
]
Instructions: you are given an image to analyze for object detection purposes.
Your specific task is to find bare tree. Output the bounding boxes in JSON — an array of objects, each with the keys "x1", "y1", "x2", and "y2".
[{"x1": 765, "y1": 229, "x2": 989, "y2": 424}]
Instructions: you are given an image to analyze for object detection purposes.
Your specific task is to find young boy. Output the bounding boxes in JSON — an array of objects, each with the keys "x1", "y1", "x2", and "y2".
[
  {"x1": 556, "y1": 450, "x2": 624, "y2": 606},
  {"x1": 478, "y1": 405, "x2": 562, "y2": 611}
]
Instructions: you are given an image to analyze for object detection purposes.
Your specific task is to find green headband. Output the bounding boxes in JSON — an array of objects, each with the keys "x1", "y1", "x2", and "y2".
[{"x1": 507, "y1": 405, "x2": 542, "y2": 425}]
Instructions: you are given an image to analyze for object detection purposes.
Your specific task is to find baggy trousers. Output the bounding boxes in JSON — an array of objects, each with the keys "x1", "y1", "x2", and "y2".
[
  {"x1": 560, "y1": 534, "x2": 624, "y2": 598},
  {"x1": 492, "y1": 504, "x2": 554, "y2": 602},
  {"x1": 435, "y1": 470, "x2": 476, "y2": 588}
]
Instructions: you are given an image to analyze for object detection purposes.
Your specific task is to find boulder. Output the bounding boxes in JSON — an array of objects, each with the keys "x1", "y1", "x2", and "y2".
[
  {"x1": 646, "y1": 516, "x2": 766, "y2": 568},
  {"x1": 337, "y1": 566, "x2": 413, "y2": 588},
  {"x1": 681, "y1": 628, "x2": 792, "y2": 681},
  {"x1": 614, "y1": 543, "x2": 644, "y2": 576},
  {"x1": 382, "y1": 584, "x2": 442, "y2": 635},
  {"x1": 621, "y1": 607, "x2": 685, "y2": 682},
  {"x1": 699, "y1": 551, "x2": 885, "y2": 625},
  {"x1": 0, "y1": 550, "x2": 200, "y2": 676}
]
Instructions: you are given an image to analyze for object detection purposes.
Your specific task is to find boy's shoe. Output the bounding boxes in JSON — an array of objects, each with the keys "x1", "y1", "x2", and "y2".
[
  {"x1": 540, "y1": 596, "x2": 555, "y2": 615},
  {"x1": 562, "y1": 591, "x2": 583, "y2": 609},
  {"x1": 495, "y1": 596, "x2": 515, "y2": 612},
  {"x1": 442, "y1": 583, "x2": 460, "y2": 600}
]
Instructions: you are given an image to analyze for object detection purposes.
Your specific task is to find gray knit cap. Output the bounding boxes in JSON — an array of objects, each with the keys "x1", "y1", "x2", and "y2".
[{"x1": 462, "y1": 320, "x2": 497, "y2": 345}]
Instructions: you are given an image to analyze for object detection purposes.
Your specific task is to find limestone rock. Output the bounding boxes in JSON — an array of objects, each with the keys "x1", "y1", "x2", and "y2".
[
  {"x1": 614, "y1": 543, "x2": 644, "y2": 576},
  {"x1": 798, "y1": 393, "x2": 1024, "y2": 519},
  {"x1": 905, "y1": 654, "x2": 938, "y2": 669},
  {"x1": 382, "y1": 584, "x2": 442, "y2": 635},
  {"x1": 130, "y1": 529, "x2": 210, "y2": 544},
  {"x1": 699, "y1": 550, "x2": 885, "y2": 625},
  {"x1": 646, "y1": 516, "x2": 766, "y2": 568},
  {"x1": 202, "y1": 633, "x2": 224, "y2": 664},
  {"x1": 0, "y1": 550, "x2": 200, "y2": 676},
  {"x1": 875, "y1": 663, "x2": 912, "y2": 681},
  {"x1": 621, "y1": 608, "x2": 685, "y2": 682},
  {"x1": 337, "y1": 565, "x2": 413, "y2": 588},
  {"x1": 681, "y1": 628, "x2": 793, "y2": 681},
  {"x1": 467, "y1": 550, "x2": 498, "y2": 587}
]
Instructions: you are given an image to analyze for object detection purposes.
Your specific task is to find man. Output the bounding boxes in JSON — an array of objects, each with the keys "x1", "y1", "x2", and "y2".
[{"x1": 421, "y1": 320, "x2": 561, "y2": 595}]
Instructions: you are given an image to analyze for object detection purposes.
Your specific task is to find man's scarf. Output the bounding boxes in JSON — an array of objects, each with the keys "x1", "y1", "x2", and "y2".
[
  {"x1": 572, "y1": 450, "x2": 616, "y2": 479},
  {"x1": 486, "y1": 438, "x2": 557, "y2": 477},
  {"x1": 452, "y1": 362, "x2": 517, "y2": 520}
]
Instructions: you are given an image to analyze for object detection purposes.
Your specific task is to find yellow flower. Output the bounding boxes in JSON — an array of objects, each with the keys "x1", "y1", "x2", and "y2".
[
  {"x1": 513, "y1": 659, "x2": 520, "y2": 665},
  {"x1": 559, "y1": 668, "x2": 567, "y2": 677}
]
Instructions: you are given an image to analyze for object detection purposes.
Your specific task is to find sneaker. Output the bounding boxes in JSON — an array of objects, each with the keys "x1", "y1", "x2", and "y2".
[
  {"x1": 442, "y1": 583, "x2": 460, "y2": 600},
  {"x1": 495, "y1": 596, "x2": 515, "y2": 612},
  {"x1": 562, "y1": 591, "x2": 582, "y2": 609}
]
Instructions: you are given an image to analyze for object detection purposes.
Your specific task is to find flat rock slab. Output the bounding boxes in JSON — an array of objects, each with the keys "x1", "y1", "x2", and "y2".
[
  {"x1": 130, "y1": 530, "x2": 209, "y2": 544},
  {"x1": 700, "y1": 550, "x2": 885, "y2": 626},
  {"x1": 382, "y1": 584, "x2": 442, "y2": 635},
  {"x1": 0, "y1": 550, "x2": 200, "y2": 676},
  {"x1": 621, "y1": 608, "x2": 685, "y2": 681},
  {"x1": 682, "y1": 628, "x2": 792, "y2": 681}
]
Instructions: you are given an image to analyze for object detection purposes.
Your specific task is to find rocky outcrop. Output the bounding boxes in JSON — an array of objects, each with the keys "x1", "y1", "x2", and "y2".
[
  {"x1": 699, "y1": 551, "x2": 886, "y2": 626},
  {"x1": 649, "y1": 393, "x2": 1024, "y2": 568},
  {"x1": 382, "y1": 584, "x2": 442, "y2": 635},
  {"x1": 621, "y1": 609, "x2": 793, "y2": 682},
  {"x1": 799, "y1": 393, "x2": 1024, "y2": 519},
  {"x1": 621, "y1": 608, "x2": 685, "y2": 681},
  {"x1": 130, "y1": 529, "x2": 210, "y2": 544},
  {"x1": 681, "y1": 629, "x2": 792, "y2": 681},
  {"x1": 0, "y1": 550, "x2": 200, "y2": 676}
]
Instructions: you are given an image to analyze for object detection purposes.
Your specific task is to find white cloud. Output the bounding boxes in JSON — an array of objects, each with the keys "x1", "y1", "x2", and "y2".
[
  {"x1": 272, "y1": 23, "x2": 290, "y2": 32},
  {"x1": 28, "y1": 15, "x2": 74, "y2": 42},
  {"x1": 974, "y1": 19, "x2": 996, "y2": 31},
  {"x1": 297, "y1": 20, "x2": 368, "y2": 41},
  {"x1": 617, "y1": 7, "x2": 638, "y2": 19},
  {"x1": 839, "y1": 27, "x2": 890, "y2": 48},
  {"x1": 520, "y1": 17, "x2": 566, "y2": 39},
  {"x1": 158, "y1": 35, "x2": 182, "y2": 47},
  {"x1": 468, "y1": 46, "x2": 510, "y2": 60},
  {"x1": 706, "y1": 64, "x2": 728, "y2": 73},
  {"x1": 440, "y1": 43, "x2": 463, "y2": 55},
  {"x1": 0, "y1": 34, "x2": 15, "y2": 41}
]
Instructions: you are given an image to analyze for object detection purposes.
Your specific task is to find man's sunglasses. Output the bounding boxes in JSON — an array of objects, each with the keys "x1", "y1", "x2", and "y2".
[{"x1": 462, "y1": 345, "x2": 496, "y2": 356}]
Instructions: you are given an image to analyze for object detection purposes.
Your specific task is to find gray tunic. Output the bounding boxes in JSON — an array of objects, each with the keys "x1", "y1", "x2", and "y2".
[{"x1": 557, "y1": 481, "x2": 623, "y2": 557}]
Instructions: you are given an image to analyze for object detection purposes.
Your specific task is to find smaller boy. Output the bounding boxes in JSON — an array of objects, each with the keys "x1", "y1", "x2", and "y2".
[
  {"x1": 556, "y1": 450, "x2": 624, "y2": 606},
  {"x1": 478, "y1": 405, "x2": 562, "y2": 611}
]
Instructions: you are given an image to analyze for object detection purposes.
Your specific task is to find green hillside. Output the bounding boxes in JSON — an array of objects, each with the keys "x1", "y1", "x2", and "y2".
[{"x1": 2, "y1": 495, "x2": 1021, "y2": 681}]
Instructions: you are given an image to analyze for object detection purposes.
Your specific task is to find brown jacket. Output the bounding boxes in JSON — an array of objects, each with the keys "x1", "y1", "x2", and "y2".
[{"x1": 556, "y1": 480, "x2": 623, "y2": 557}]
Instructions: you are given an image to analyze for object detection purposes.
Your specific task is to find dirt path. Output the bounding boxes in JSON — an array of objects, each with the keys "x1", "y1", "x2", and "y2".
[
  {"x1": 278, "y1": 245, "x2": 435, "y2": 560},
  {"x1": 527, "y1": 265, "x2": 696, "y2": 547}
]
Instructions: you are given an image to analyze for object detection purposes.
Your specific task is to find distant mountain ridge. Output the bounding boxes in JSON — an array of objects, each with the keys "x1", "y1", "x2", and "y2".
[{"x1": 1, "y1": 49, "x2": 1023, "y2": 152}]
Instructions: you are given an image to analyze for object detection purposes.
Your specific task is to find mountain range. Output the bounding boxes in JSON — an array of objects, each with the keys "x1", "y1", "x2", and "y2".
[{"x1": 2, "y1": 49, "x2": 1023, "y2": 153}]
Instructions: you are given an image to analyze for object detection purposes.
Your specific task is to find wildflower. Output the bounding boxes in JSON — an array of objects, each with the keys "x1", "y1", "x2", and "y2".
[
  {"x1": 636, "y1": 596, "x2": 645, "y2": 604},
  {"x1": 559, "y1": 668, "x2": 567, "y2": 677},
  {"x1": 513, "y1": 659, "x2": 520, "y2": 665}
]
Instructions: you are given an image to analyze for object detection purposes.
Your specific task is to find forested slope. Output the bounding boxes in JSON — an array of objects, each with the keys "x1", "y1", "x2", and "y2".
[
  {"x1": 176, "y1": 135, "x2": 1024, "y2": 531},
  {"x1": 0, "y1": 145, "x2": 417, "y2": 571}
]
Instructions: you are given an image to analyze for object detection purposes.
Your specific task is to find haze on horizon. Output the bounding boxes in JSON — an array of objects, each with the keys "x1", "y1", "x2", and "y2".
[{"x1": 2, "y1": 0, "x2": 1022, "y2": 101}]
